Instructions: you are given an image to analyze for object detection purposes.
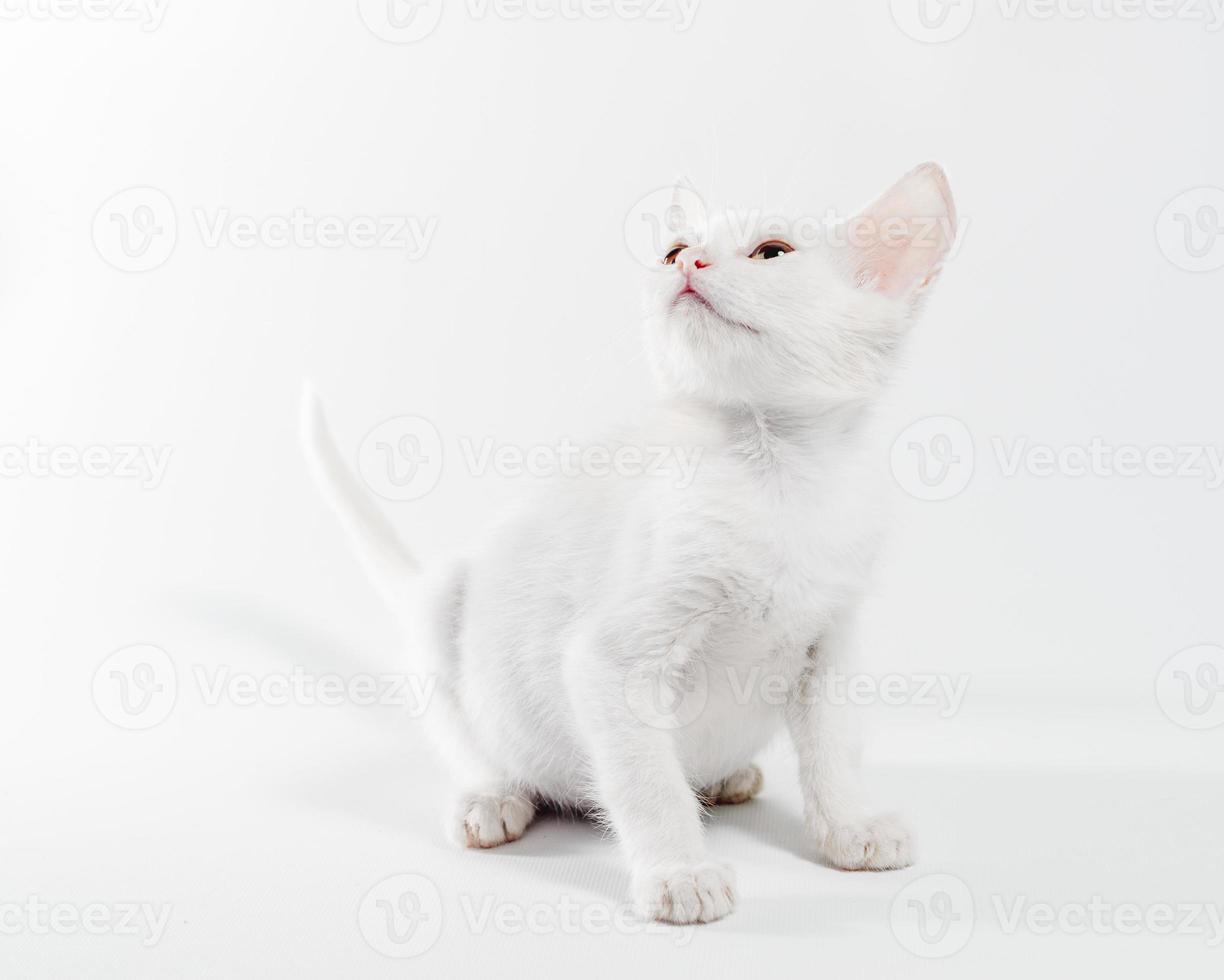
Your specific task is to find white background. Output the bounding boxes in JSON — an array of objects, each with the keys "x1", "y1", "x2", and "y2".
[{"x1": 1, "y1": 0, "x2": 1222, "y2": 976}]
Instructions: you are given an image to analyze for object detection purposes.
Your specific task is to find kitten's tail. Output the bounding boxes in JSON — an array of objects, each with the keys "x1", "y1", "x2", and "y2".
[{"x1": 299, "y1": 382, "x2": 420, "y2": 608}]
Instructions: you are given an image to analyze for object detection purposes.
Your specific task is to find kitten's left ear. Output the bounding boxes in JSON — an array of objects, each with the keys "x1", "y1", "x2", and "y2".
[
  {"x1": 847, "y1": 163, "x2": 957, "y2": 300},
  {"x1": 668, "y1": 175, "x2": 706, "y2": 243}
]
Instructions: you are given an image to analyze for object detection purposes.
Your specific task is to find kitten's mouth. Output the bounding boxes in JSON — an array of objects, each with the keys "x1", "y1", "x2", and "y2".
[{"x1": 673, "y1": 286, "x2": 759, "y2": 335}]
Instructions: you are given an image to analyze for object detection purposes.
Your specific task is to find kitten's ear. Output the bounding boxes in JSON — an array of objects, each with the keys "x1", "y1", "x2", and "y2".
[
  {"x1": 846, "y1": 163, "x2": 957, "y2": 300},
  {"x1": 672, "y1": 175, "x2": 698, "y2": 207},
  {"x1": 667, "y1": 175, "x2": 706, "y2": 244}
]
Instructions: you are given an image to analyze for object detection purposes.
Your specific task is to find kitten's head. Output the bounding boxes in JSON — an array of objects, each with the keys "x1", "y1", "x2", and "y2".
[{"x1": 642, "y1": 163, "x2": 957, "y2": 410}]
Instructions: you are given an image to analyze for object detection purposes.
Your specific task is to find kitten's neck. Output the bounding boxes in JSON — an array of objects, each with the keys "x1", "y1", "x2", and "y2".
[{"x1": 663, "y1": 396, "x2": 876, "y2": 481}]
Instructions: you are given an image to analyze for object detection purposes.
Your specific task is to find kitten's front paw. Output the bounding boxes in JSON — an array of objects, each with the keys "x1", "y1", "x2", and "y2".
[
  {"x1": 632, "y1": 862, "x2": 736, "y2": 924},
  {"x1": 820, "y1": 814, "x2": 914, "y2": 871}
]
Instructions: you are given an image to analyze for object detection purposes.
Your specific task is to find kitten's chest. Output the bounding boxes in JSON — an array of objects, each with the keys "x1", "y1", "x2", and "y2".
[{"x1": 710, "y1": 476, "x2": 876, "y2": 652}]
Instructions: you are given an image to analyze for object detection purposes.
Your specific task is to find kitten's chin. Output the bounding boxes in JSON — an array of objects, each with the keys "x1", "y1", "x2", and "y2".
[{"x1": 667, "y1": 292, "x2": 759, "y2": 336}]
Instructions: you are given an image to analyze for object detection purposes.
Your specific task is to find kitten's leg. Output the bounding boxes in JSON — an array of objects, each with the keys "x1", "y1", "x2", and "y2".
[
  {"x1": 591, "y1": 723, "x2": 736, "y2": 923},
  {"x1": 409, "y1": 566, "x2": 535, "y2": 849},
  {"x1": 699, "y1": 764, "x2": 763, "y2": 805},
  {"x1": 785, "y1": 605, "x2": 913, "y2": 871},
  {"x1": 573, "y1": 654, "x2": 736, "y2": 924},
  {"x1": 451, "y1": 787, "x2": 536, "y2": 849}
]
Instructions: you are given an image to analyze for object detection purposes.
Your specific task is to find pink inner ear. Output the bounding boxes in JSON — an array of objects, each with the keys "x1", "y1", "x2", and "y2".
[{"x1": 850, "y1": 163, "x2": 956, "y2": 300}]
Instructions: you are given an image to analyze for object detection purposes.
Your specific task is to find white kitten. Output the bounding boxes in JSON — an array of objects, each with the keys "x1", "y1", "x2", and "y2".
[{"x1": 301, "y1": 163, "x2": 957, "y2": 924}]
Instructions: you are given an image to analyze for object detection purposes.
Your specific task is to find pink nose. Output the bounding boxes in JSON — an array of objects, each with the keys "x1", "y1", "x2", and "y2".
[{"x1": 678, "y1": 248, "x2": 711, "y2": 274}]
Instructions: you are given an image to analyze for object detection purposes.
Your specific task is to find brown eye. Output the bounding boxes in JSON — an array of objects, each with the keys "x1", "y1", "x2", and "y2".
[
  {"x1": 749, "y1": 240, "x2": 794, "y2": 260},
  {"x1": 662, "y1": 244, "x2": 685, "y2": 265}
]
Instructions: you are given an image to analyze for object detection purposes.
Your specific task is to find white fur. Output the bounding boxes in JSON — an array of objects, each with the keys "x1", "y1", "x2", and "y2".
[{"x1": 302, "y1": 164, "x2": 957, "y2": 924}]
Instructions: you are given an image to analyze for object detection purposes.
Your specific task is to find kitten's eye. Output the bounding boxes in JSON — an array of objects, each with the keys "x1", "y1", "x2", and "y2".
[
  {"x1": 749, "y1": 240, "x2": 794, "y2": 260},
  {"x1": 662, "y1": 244, "x2": 685, "y2": 266}
]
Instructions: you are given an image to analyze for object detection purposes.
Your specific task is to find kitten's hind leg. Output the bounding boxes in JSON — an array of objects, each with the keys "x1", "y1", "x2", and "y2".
[
  {"x1": 450, "y1": 788, "x2": 536, "y2": 849},
  {"x1": 699, "y1": 764, "x2": 763, "y2": 805}
]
